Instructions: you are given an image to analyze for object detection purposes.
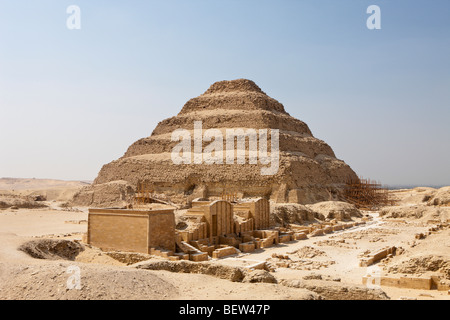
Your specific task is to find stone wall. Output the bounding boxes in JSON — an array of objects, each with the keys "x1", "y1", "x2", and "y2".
[{"x1": 87, "y1": 208, "x2": 175, "y2": 253}]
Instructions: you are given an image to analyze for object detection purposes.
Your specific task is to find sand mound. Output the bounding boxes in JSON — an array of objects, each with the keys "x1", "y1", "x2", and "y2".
[
  {"x1": 0, "y1": 263, "x2": 178, "y2": 300},
  {"x1": 0, "y1": 178, "x2": 90, "y2": 202},
  {"x1": 71, "y1": 180, "x2": 134, "y2": 208},
  {"x1": 19, "y1": 239, "x2": 84, "y2": 261},
  {"x1": 380, "y1": 205, "x2": 450, "y2": 221},
  {"x1": 135, "y1": 259, "x2": 279, "y2": 284},
  {"x1": 0, "y1": 194, "x2": 47, "y2": 209},
  {"x1": 271, "y1": 201, "x2": 361, "y2": 226},
  {"x1": 387, "y1": 255, "x2": 450, "y2": 280},
  {"x1": 270, "y1": 203, "x2": 318, "y2": 226},
  {"x1": 104, "y1": 251, "x2": 153, "y2": 265},
  {"x1": 0, "y1": 178, "x2": 89, "y2": 191},
  {"x1": 242, "y1": 270, "x2": 277, "y2": 284},
  {"x1": 389, "y1": 187, "x2": 437, "y2": 205},
  {"x1": 427, "y1": 186, "x2": 450, "y2": 206},
  {"x1": 306, "y1": 201, "x2": 362, "y2": 220},
  {"x1": 135, "y1": 260, "x2": 247, "y2": 282},
  {"x1": 74, "y1": 246, "x2": 125, "y2": 266},
  {"x1": 23, "y1": 187, "x2": 85, "y2": 202}
]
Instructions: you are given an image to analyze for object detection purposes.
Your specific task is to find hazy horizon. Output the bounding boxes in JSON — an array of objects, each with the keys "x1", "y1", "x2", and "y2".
[
  {"x1": 0, "y1": 177, "x2": 446, "y2": 192},
  {"x1": 1, "y1": 1, "x2": 449, "y2": 186}
]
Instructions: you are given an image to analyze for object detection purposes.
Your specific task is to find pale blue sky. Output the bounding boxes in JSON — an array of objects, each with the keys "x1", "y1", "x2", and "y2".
[{"x1": 0, "y1": 0, "x2": 449, "y2": 187}]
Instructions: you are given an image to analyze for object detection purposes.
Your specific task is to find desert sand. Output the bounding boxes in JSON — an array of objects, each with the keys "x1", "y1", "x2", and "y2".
[{"x1": 0, "y1": 180, "x2": 449, "y2": 300}]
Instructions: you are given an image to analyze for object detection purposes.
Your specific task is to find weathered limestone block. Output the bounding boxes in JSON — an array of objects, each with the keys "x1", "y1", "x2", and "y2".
[
  {"x1": 323, "y1": 226, "x2": 333, "y2": 234},
  {"x1": 212, "y1": 246, "x2": 239, "y2": 259},
  {"x1": 310, "y1": 229, "x2": 324, "y2": 237},
  {"x1": 362, "y1": 275, "x2": 433, "y2": 290},
  {"x1": 279, "y1": 234, "x2": 292, "y2": 243},
  {"x1": 359, "y1": 246, "x2": 396, "y2": 267},
  {"x1": 239, "y1": 242, "x2": 255, "y2": 253},
  {"x1": 199, "y1": 244, "x2": 215, "y2": 256},
  {"x1": 169, "y1": 256, "x2": 181, "y2": 261},
  {"x1": 260, "y1": 237, "x2": 274, "y2": 248},
  {"x1": 190, "y1": 252, "x2": 209, "y2": 262},
  {"x1": 294, "y1": 232, "x2": 307, "y2": 240},
  {"x1": 174, "y1": 253, "x2": 189, "y2": 260}
]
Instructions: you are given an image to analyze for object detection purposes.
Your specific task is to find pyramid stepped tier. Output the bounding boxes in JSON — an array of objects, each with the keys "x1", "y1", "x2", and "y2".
[
  {"x1": 122, "y1": 130, "x2": 334, "y2": 158},
  {"x1": 150, "y1": 109, "x2": 312, "y2": 136},
  {"x1": 179, "y1": 78, "x2": 286, "y2": 114},
  {"x1": 179, "y1": 90, "x2": 287, "y2": 114},
  {"x1": 83, "y1": 79, "x2": 358, "y2": 207}
]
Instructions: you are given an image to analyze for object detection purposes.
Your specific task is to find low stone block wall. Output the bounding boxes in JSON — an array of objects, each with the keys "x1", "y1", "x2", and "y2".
[
  {"x1": 212, "y1": 246, "x2": 239, "y2": 259},
  {"x1": 239, "y1": 242, "x2": 255, "y2": 253}
]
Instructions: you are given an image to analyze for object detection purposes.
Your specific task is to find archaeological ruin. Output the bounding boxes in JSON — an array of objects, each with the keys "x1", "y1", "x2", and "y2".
[
  {"x1": 86, "y1": 196, "x2": 368, "y2": 261},
  {"x1": 73, "y1": 79, "x2": 359, "y2": 208},
  {"x1": 79, "y1": 79, "x2": 382, "y2": 261},
  {"x1": 77, "y1": 79, "x2": 370, "y2": 260}
]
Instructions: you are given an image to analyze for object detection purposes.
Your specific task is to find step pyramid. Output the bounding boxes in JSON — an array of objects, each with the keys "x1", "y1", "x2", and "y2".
[{"x1": 91, "y1": 79, "x2": 358, "y2": 205}]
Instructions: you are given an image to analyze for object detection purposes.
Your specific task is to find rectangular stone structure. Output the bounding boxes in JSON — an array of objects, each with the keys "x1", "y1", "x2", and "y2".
[
  {"x1": 87, "y1": 208, "x2": 175, "y2": 254},
  {"x1": 239, "y1": 242, "x2": 255, "y2": 253},
  {"x1": 233, "y1": 198, "x2": 270, "y2": 230},
  {"x1": 212, "y1": 246, "x2": 239, "y2": 259}
]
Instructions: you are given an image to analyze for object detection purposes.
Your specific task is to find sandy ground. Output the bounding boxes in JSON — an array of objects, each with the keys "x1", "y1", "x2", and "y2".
[
  {"x1": 0, "y1": 177, "x2": 90, "y2": 191},
  {"x1": 0, "y1": 207, "x2": 88, "y2": 237},
  {"x1": 0, "y1": 178, "x2": 89, "y2": 203},
  {"x1": 218, "y1": 212, "x2": 450, "y2": 300},
  {"x1": 0, "y1": 185, "x2": 449, "y2": 300},
  {"x1": 0, "y1": 206, "x2": 316, "y2": 300}
]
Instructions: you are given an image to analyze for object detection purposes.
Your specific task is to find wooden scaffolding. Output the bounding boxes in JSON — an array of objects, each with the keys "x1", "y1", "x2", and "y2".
[
  {"x1": 341, "y1": 176, "x2": 394, "y2": 209},
  {"x1": 134, "y1": 181, "x2": 154, "y2": 207}
]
